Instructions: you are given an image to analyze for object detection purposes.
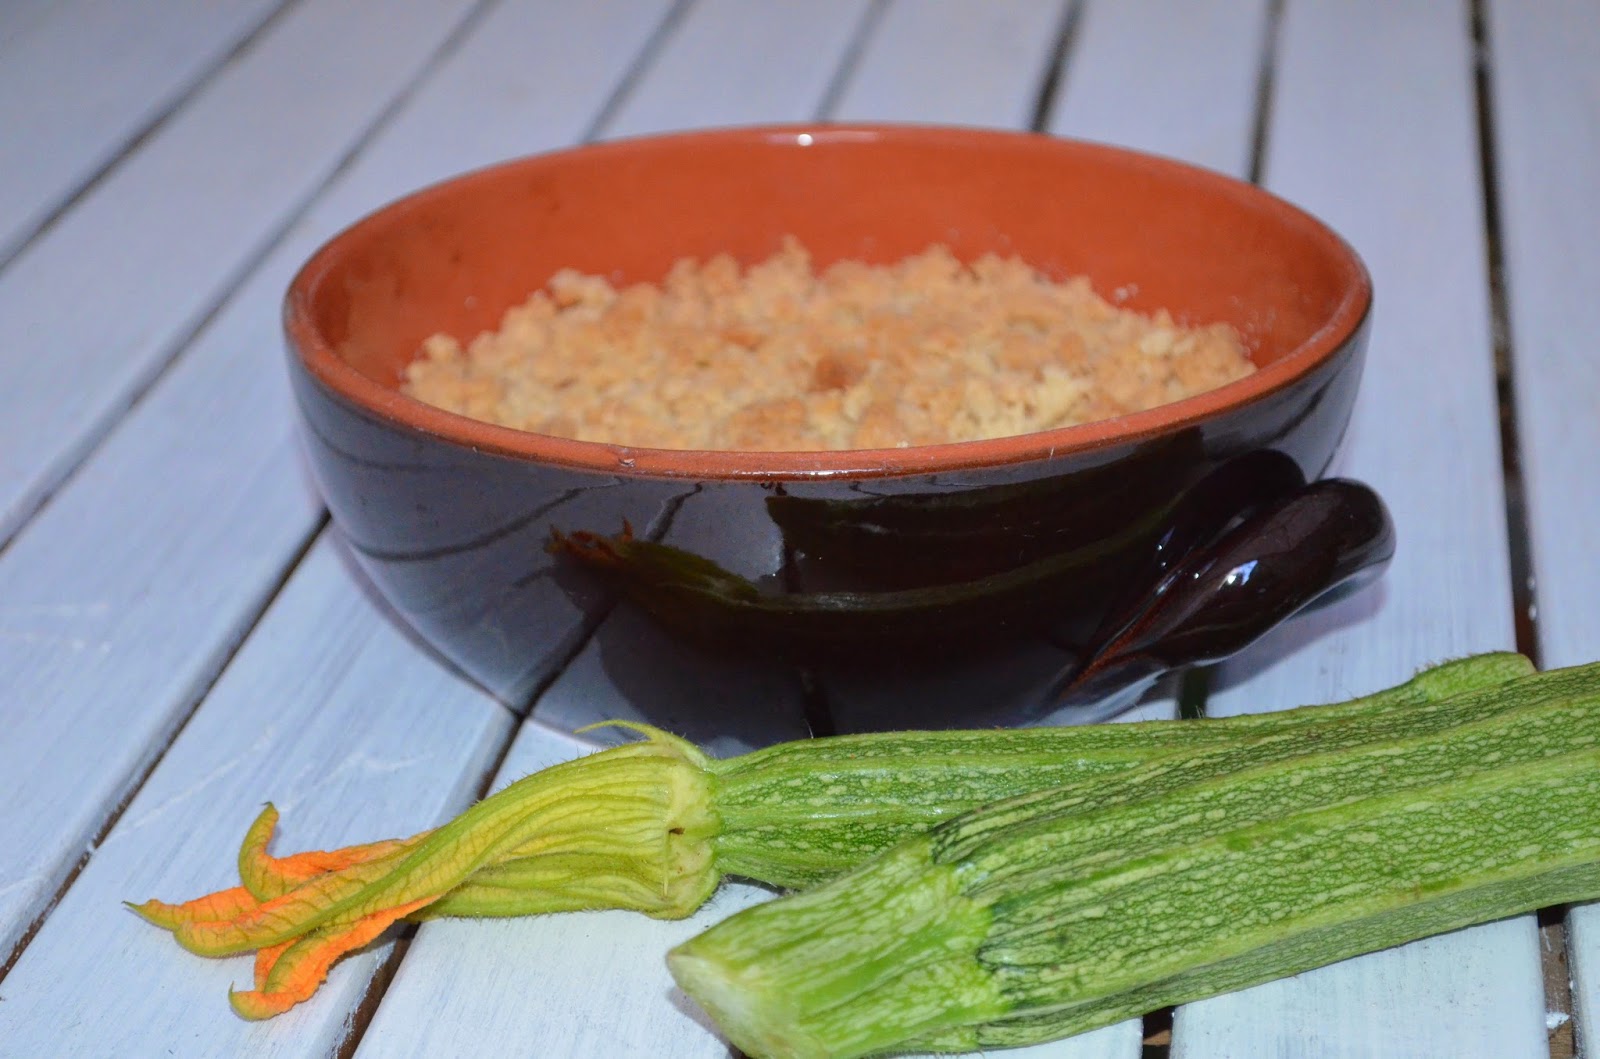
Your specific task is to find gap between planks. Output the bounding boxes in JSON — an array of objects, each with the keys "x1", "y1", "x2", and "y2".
[
  {"x1": 1027, "y1": 0, "x2": 1086, "y2": 133},
  {"x1": 1134, "y1": 0, "x2": 1284, "y2": 1047},
  {"x1": 1470, "y1": 2, "x2": 1570, "y2": 1056}
]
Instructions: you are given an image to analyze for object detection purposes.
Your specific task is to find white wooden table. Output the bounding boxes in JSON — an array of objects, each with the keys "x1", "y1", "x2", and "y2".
[{"x1": 0, "y1": 2, "x2": 1594, "y2": 1056}]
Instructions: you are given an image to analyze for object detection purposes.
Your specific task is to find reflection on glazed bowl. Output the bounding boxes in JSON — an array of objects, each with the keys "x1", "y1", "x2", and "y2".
[{"x1": 283, "y1": 124, "x2": 1385, "y2": 750}]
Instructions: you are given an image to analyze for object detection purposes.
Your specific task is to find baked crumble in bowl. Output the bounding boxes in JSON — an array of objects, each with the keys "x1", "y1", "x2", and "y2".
[{"x1": 284, "y1": 124, "x2": 1385, "y2": 747}]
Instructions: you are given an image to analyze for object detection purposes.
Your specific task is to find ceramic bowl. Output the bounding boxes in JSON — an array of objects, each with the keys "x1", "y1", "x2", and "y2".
[{"x1": 284, "y1": 124, "x2": 1387, "y2": 749}]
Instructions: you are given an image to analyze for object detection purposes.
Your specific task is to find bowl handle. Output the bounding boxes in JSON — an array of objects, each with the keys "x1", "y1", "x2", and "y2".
[{"x1": 1047, "y1": 474, "x2": 1394, "y2": 715}]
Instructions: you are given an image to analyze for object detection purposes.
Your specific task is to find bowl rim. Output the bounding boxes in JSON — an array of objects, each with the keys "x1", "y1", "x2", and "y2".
[{"x1": 285, "y1": 123, "x2": 1372, "y2": 481}]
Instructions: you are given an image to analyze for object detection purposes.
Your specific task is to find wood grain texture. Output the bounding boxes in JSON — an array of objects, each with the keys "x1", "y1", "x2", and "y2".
[
  {"x1": 0, "y1": 538, "x2": 513, "y2": 1058},
  {"x1": 1486, "y1": 0, "x2": 1600, "y2": 1048},
  {"x1": 1175, "y1": 2, "x2": 1545, "y2": 1055},
  {"x1": 0, "y1": 0, "x2": 673, "y2": 992},
  {"x1": 829, "y1": 0, "x2": 1070, "y2": 126},
  {"x1": 1047, "y1": 0, "x2": 1270, "y2": 175},
  {"x1": 0, "y1": 0, "x2": 484, "y2": 545},
  {"x1": 0, "y1": 233, "x2": 320, "y2": 962},
  {"x1": 0, "y1": 0, "x2": 287, "y2": 264}
]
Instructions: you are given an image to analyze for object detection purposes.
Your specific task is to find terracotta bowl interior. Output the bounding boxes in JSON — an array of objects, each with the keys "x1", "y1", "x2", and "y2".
[{"x1": 289, "y1": 126, "x2": 1369, "y2": 474}]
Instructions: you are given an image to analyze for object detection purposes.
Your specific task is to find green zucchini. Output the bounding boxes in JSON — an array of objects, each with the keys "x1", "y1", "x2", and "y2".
[
  {"x1": 667, "y1": 661, "x2": 1600, "y2": 1059},
  {"x1": 133, "y1": 653, "x2": 1536, "y2": 1018},
  {"x1": 423, "y1": 652, "x2": 1530, "y2": 918}
]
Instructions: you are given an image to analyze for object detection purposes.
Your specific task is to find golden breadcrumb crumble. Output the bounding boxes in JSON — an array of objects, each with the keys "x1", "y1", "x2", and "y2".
[{"x1": 403, "y1": 238, "x2": 1254, "y2": 451}]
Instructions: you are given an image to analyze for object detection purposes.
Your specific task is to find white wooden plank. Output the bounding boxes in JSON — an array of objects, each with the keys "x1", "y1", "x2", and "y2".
[
  {"x1": 0, "y1": 248, "x2": 319, "y2": 961},
  {"x1": 1174, "y1": 2, "x2": 1545, "y2": 1056},
  {"x1": 1048, "y1": 0, "x2": 1270, "y2": 176},
  {"x1": 830, "y1": 0, "x2": 1071, "y2": 126},
  {"x1": 0, "y1": 0, "x2": 485, "y2": 546},
  {"x1": 1486, "y1": 0, "x2": 1600, "y2": 1048},
  {"x1": 0, "y1": 0, "x2": 286, "y2": 263},
  {"x1": 1574, "y1": 912, "x2": 1600, "y2": 1059},
  {"x1": 0, "y1": 0, "x2": 675, "y2": 973},
  {"x1": 0, "y1": 0, "x2": 686, "y2": 1050},
  {"x1": 600, "y1": 0, "x2": 871, "y2": 138},
  {"x1": 0, "y1": 538, "x2": 514, "y2": 1057}
]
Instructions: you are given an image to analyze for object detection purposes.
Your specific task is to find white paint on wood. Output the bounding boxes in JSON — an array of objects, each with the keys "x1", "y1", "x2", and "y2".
[
  {"x1": 830, "y1": 0, "x2": 1071, "y2": 126},
  {"x1": 1048, "y1": 0, "x2": 1270, "y2": 176},
  {"x1": 1175, "y1": 2, "x2": 1544, "y2": 1055},
  {"x1": 0, "y1": 538, "x2": 513, "y2": 1057},
  {"x1": 0, "y1": 0, "x2": 286, "y2": 263},
  {"x1": 1486, "y1": 0, "x2": 1600, "y2": 1048},
  {"x1": 0, "y1": 0, "x2": 489, "y2": 967},
  {"x1": 600, "y1": 0, "x2": 872, "y2": 138},
  {"x1": 0, "y1": 252, "x2": 319, "y2": 961},
  {"x1": 0, "y1": 0, "x2": 673, "y2": 989},
  {"x1": 0, "y1": 0, "x2": 484, "y2": 546}
]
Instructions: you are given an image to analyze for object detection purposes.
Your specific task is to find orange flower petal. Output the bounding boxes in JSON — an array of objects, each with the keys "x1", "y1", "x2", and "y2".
[
  {"x1": 253, "y1": 939, "x2": 294, "y2": 989},
  {"x1": 125, "y1": 885, "x2": 259, "y2": 932},
  {"x1": 228, "y1": 896, "x2": 436, "y2": 1020},
  {"x1": 173, "y1": 850, "x2": 415, "y2": 956},
  {"x1": 238, "y1": 804, "x2": 422, "y2": 901}
]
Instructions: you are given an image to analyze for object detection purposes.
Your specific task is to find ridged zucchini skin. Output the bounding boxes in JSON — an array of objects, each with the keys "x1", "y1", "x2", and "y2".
[
  {"x1": 707, "y1": 652, "x2": 1531, "y2": 889},
  {"x1": 426, "y1": 655, "x2": 1529, "y2": 918},
  {"x1": 668, "y1": 662, "x2": 1600, "y2": 1059}
]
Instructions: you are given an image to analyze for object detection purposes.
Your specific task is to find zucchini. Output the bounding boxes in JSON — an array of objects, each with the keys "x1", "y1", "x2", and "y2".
[
  {"x1": 132, "y1": 653, "x2": 1530, "y2": 1018},
  {"x1": 667, "y1": 661, "x2": 1600, "y2": 1059},
  {"x1": 710, "y1": 651, "x2": 1540, "y2": 888},
  {"x1": 429, "y1": 651, "x2": 1531, "y2": 915}
]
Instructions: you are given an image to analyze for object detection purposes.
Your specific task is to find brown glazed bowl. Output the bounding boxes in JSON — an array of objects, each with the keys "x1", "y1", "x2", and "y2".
[{"x1": 285, "y1": 125, "x2": 1386, "y2": 750}]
